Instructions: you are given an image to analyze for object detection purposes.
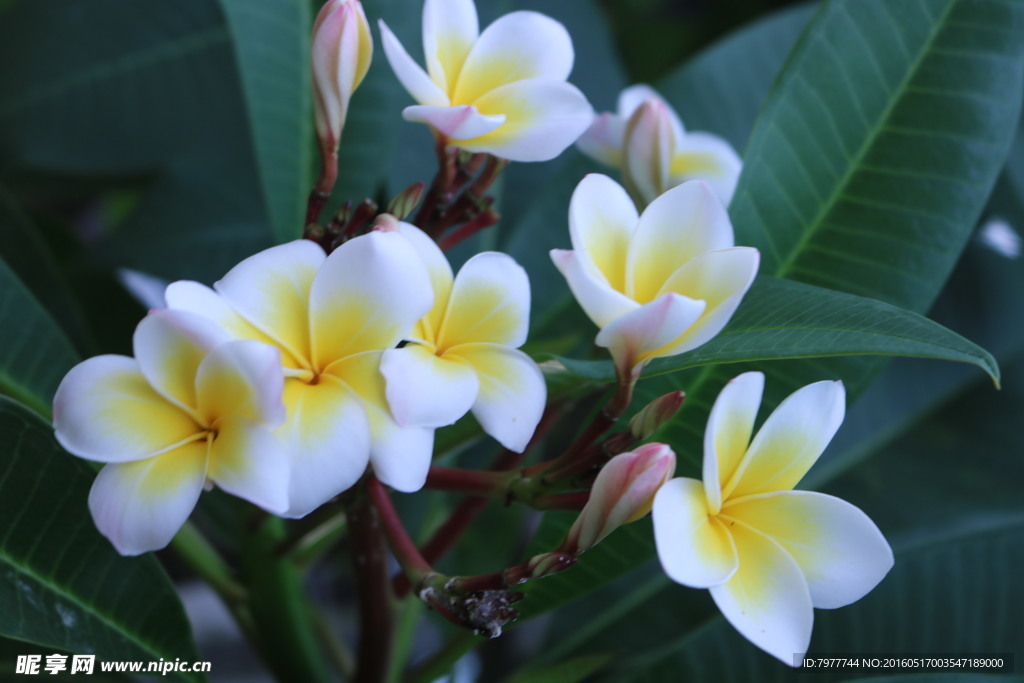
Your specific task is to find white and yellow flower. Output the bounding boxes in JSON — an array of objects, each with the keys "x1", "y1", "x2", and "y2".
[
  {"x1": 165, "y1": 231, "x2": 434, "y2": 516},
  {"x1": 379, "y1": 0, "x2": 593, "y2": 162},
  {"x1": 53, "y1": 310, "x2": 289, "y2": 555},
  {"x1": 379, "y1": 223, "x2": 545, "y2": 452},
  {"x1": 652, "y1": 372, "x2": 893, "y2": 664},
  {"x1": 577, "y1": 84, "x2": 742, "y2": 207},
  {"x1": 551, "y1": 173, "x2": 759, "y2": 378}
]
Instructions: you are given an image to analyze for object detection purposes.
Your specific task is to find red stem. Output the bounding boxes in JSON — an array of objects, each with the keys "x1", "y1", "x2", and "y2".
[
  {"x1": 348, "y1": 491, "x2": 393, "y2": 683},
  {"x1": 423, "y1": 466, "x2": 511, "y2": 497},
  {"x1": 367, "y1": 477, "x2": 433, "y2": 580}
]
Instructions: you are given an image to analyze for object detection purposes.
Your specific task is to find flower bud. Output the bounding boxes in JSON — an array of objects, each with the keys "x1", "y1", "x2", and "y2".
[
  {"x1": 311, "y1": 0, "x2": 373, "y2": 158},
  {"x1": 564, "y1": 443, "x2": 676, "y2": 553},
  {"x1": 622, "y1": 98, "x2": 674, "y2": 207},
  {"x1": 628, "y1": 391, "x2": 685, "y2": 441},
  {"x1": 387, "y1": 182, "x2": 426, "y2": 220}
]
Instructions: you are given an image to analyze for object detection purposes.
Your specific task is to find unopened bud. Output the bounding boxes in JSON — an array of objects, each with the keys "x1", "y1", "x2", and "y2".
[
  {"x1": 387, "y1": 182, "x2": 426, "y2": 220},
  {"x1": 370, "y1": 213, "x2": 401, "y2": 233},
  {"x1": 312, "y1": 0, "x2": 373, "y2": 158},
  {"x1": 564, "y1": 443, "x2": 676, "y2": 553},
  {"x1": 622, "y1": 98, "x2": 674, "y2": 207},
  {"x1": 628, "y1": 391, "x2": 685, "y2": 441}
]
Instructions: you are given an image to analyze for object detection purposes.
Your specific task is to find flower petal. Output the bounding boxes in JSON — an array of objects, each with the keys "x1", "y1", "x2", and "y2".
[
  {"x1": 379, "y1": 19, "x2": 448, "y2": 107},
  {"x1": 309, "y1": 230, "x2": 433, "y2": 368},
  {"x1": 709, "y1": 522, "x2": 813, "y2": 665},
  {"x1": 627, "y1": 180, "x2": 735, "y2": 304},
  {"x1": 703, "y1": 371, "x2": 764, "y2": 514},
  {"x1": 133, "y1": 309, "x2": 230, "y2": 412},
  {"x1": 455, "y1": 79, "x2": 593, "y2": 162},
  {"x1": 670, "y1": 131, "x2": 743, "y2": 206},
  {"x1": 88, "y1": 440, "x2": 208, "y2": 555},
  {"x1": 54, "y1": 355, "x2": 200, "y2": 463},
  {"x1": 445, "y1": 344, "x2": 545, "y2": 452},
  {"x1": 725, "y1": 491, "x2": 893, "y2": 609},
  {"x1": 440, "y1": 252, "x2": 530, "y2": 348},
  {"x1": 652, "y1": 477, "x2": 738, "y2": 588},
  {"x1": 575, "y1": 112, "x2": 625, "y2": 168},
  {"x1": 622, "y1": 98, "x2": 673, "y2": 207},
  {"x1": 208, "y1": 417, "x2": 289, "y2": 514},
  {"x1": 380, "y1": 344, "x2": 479, "y2": 427},
  {"x1": 453, "y1": 11, "x2": 573, "y2": 105},
  {"x1": 594, "y1": 292, "x2": 706, "y2": 374},
  {"x1": 727, "y1": 380, "x2": 845, "y2": 499},
  {"x1": 550, "y1": 249, "x2": 637, "y2": 329},
  {"x1": 652, "y1": 246, "x2": 760, "y2": 356},
  {"x1": 568, "y1": 174, "x2": 638, "y2": 294},
  {"x1": 278, "y1": 376, "x2": 370, "y2": 517},
  {"x1": 396, "y1": 222, "x2": 454, "y2": 341},
  {"x1": 195, "y1": 340, "x2": 286, "y2": 427},
  {"x1": 403, "y1": 104, "x2": 506, "y2": 140},
  {"x1": 334, "y1": 351, "x2": 434, "y2": 493},
  {"x1": 422, "y1": 0, "x2": 478, "y2": 95},
  {"x1": 214, "y1": 240, "x2": 325, "y2": 368},
  {"x1": 616, "y1": 85, "x2": 686, "y2": 141}
]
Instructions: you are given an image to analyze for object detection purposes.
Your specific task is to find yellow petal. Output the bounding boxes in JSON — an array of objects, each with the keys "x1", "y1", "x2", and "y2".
[{"x1": 438, "y1": 252, "x2": 530, "y2": 349}]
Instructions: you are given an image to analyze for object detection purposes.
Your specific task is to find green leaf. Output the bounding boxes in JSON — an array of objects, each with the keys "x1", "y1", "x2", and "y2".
[
  {"x1": 731, "y1": 0, "x2": 1024, "y2": 313},
  {"x1": 217, "y1": 0, "x2": 312, "y2": 243},
  {"x1": 0, "y1": 398, "x2": 203, "y2": 680},
  {"x1": 555, "y1": 277, "x2": 998, "y2": 385},
  {"x1": 0, "y1": 256, "x2": 78, "y2": 418},
  {"x1": 0, "y1": 0, "x2": 274, "y2": 282}
]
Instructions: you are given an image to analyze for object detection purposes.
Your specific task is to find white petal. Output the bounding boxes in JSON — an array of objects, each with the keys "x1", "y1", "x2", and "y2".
[
  {"x1": 207, "y1": 417, "x2": 289, "y2": 514},
  {"x1": 396, "y1": 221, "x2": 454, "y2": 340},
  {"x1": 568, "y1": 174, "x2": 638, "y2": 294},
  {"x1": 214, "y1": 240, "x2": 325, "y2": 367},
  {"x1": 277, "y1": 376, "x2": 370, "y2": 518},
  {"x1": 728, "y1": 380, "x2": 845, "y2": 499},
  {"x1": 88, "y1": 441, "x2": 208, "y2": 555},
  {"x1": 164, "y1": 280, "x2": 283, "y2": 348},
  {"x1": 652, "y1": 478, "x2": 738, "y2": 588},
  {"x1": 653, "y1": 247, "x2": 760, "y2": 356},
  {"x1": 670, "y1": 131, "x2": 743, "y2": 206},
  {"x1": 454, "y1": 79, "x2": 593, "y2": 162},
  {"x1": 703, "y1": 371, "x2": 764, "y2": 514},
  {"x1": 423, "y1": 0, "x2": 478, "y2": 94},
  {"x1": 335, "y1": 351, "x2": 435, "y2": 493},
  {"x1": 627, "y1": 180, "x2": 735, "y2": 304},
  {"x1": 725, "y1": 491, "x2": 893, "y2": 609},
  {"x1": 379, "y1": 19, "x2": 449, "y2": 107},
  {"x1": 440, "y1": 251, "x2": 530, "y2": 348},
  {"x1": 309, "y1": 230, "x2": 433, "y2": 368},
  {"x1": 54, "y1": 355, "x2": 200, "y2": 464},
  {"x1": 550, "y1": 249, "x2": 637, "y2": 329},
  {"x1": 594, "y1": 292, "x2": 706, "y2": 375},
  {"x1": 575, "y1": 112, "x2": 624, "y2": 168},
  {"x1": 195, "y1": 340, "x2": 286, "y2": 427},
  {"x1": 133, "y1": 309, "x2": 230, "y2": 412},
  {"x1": 709, "y1": 523, "x2": 813, "y2": 665},
  {"x1": 446, "y1": 344, "x2": 546, "y2": 452},
  {"x1": 622, "y1": 98, "x2": 674, "y2": 207},
  {"x1": 452, "y1": 11, "x2": 574, "y2": 105},
  {"x1": 403, "y1": 104, "x2": 505, "y2": 139},
  {"x1": 380, "y1": 344, "x2": 478, "y2": 427},
  {"x1": 617, "y1": 85, "x2": 686, "y2": 141}
]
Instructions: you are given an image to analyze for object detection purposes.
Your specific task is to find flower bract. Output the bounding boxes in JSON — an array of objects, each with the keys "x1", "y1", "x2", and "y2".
[
  {"x1": 379, "y1": 0, "x2": 593, "y2": 162},
  {"x1": 652, "y1": 372, "x2": 894, "y2": 664}
]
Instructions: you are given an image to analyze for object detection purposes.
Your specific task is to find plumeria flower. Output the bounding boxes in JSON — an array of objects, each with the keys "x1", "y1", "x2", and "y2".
[
  {"x1": 379, "y1": 0, "x2": 593, "y2": 162},
  {"x1": 577, "y1": 84, "x2": 741, "y2": 206},
  {"x1": 551, "y1": 173, "x2": 759, "y2": 379},
  {"x1": 53, "y1": 310, "x2": 289, "y2": 555},
  {"x1": 652, "y1": 372, "x2": 893, "y2": 664},
  {"x1": 165, "y1": 230, "x2": 434, "y2": 517},
  {"x1": 380, "y1": 223, "x2": 545, "y2": 452}
]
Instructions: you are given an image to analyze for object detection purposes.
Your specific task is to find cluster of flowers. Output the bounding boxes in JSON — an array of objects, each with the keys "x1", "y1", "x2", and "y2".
[{"x1": 52, "y1": 0, "x2": 893, "y2": 665}]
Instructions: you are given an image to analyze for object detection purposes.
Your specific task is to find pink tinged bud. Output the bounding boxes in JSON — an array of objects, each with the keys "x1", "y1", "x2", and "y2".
[
  {"x1": 566, "y1": 443, "x2": 676, "y2": 553},
  {"x1": 628, "y1": 391, "x2": 685, "y2": 441},
  {"x1": 311, "y1": 0, "x2": 373, "y2": 155},
  {"x1": 622, "y1": 98, "x2": 674, "y2": 207}
]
